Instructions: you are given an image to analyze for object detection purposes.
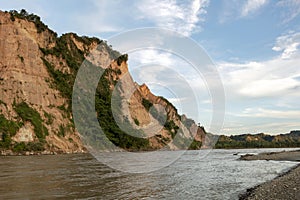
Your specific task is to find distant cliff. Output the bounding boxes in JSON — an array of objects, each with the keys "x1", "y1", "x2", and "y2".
[
  {"x1": 0, "y1": 10, "x2": 206, "y2": 155},
  {"x1": 215, "y1": 131, "x2": 300, "y2": 149}
]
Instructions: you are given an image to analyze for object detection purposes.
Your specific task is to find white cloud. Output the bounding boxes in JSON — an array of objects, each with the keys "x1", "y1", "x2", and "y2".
[
  {"x1": 129, "y1": 49, "x2": 174, "y2": 66},
  {"x1": 272, "y1": 32, "x2": 300, "y2": 59},
  {"x1": 241, "y1": 0, "x2": 268, "y2": 17},
  {"x1": 168, "y1": 97, "x2": 187, "y2": 103},
  {"x1": 136, "y1": 0, "x2": 209, "y2": 36},
  {"x1": 239, "y1": 78, "x2": 298, "y2": 97},
  {"x1": 219, "y1": 57, "x2": 300, "y2": 98},
  {"x1": 216, "y1": 31, "x2": 300, "y2": 134},
  {"x1": 219, "y1": 32, "x2": 300, "y2": 99},
  {"x1": 277, "y1": 0, "x2": 300, "y2": 23},
  {"x1": 239, "y1": 107, "x2": 300, "y2": 119},
  {"x1": 222, "y1": 121, "x2": 299, "y2": 135},
  {"x1": 128, "y1": 49, "x2": 209, "y2": 92},
  {"x1": 75, "y1": 0, "x2": 209, "y2": 37}
]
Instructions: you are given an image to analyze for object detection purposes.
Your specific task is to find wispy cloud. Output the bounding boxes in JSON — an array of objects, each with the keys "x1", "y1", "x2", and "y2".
[
  {"x1": 77, "y1": 0, "x2": 129, "y2": 34},
  {"x1": 241, "y1": 0, "x2": 268, "y2": 17},
  {"x1": 238, "y1": 107, "x2": 300, "y2": 119},
  {"x1": 75, "y1": 0, "x2": 210, "y2": 37},
  {"x1": 219, "y1": 0, "x2": 268, "y2": 23},
  {"x1": 277, "y1": 0, "x2": 300, "y2": 23},
  {"x1": 136, "y1": 0, "x2": 210, "y2": 36}
]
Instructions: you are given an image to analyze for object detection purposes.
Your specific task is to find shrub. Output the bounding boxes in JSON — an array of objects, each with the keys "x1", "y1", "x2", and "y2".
[
  {"x1": 0, "y1": 114, "x2": 21, "y2": 137},
  {"x1": 14, "y1": 102, "x2": 48, "y2": 141},
  {"x1": 44, "y1": 111, "x2": 54, "y2": 125},
  {"x1": 134, "y1": 118, "x2": 140, "y2": 126},
  {"x1": 164, "y1": 120, "x2": 179, "y2": 138},
  {"x1": 13, "y1": 142, "x2": 26, "y2": 152},
  {"x1": 12, "y1": 142, "x2": 44, "y2": 152},
  {"x1": 9, "y1": 9, "x2": 52, "y2": 34},
  {"x1": 188, "y1": 140, "x2": 202, "y2": 150},
  {"x1": 142, "y1": 98, "x2": 153, "y2": 111},
  {"x1": 18, "y1": 55, "x2": 24, "y2": 63},
  {"x1": 58, "y1": 125, "x2": 65, "y2": 137},
  {"x1": 0, "y1": 133, "x2": 12, "y2": 149},
  {"x1": 116, "y1": 54, "x2": 128, "y2": 66}
]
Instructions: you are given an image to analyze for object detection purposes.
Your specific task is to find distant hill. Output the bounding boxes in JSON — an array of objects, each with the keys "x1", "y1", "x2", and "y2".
[{"x1": 215, "y1": 131, "x2": 300, "y2": 148}]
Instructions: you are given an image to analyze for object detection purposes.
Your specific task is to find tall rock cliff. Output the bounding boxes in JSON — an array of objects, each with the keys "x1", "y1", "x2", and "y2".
[{"x1": 0, "y1": 10, "x2": 206, "y2": 154}]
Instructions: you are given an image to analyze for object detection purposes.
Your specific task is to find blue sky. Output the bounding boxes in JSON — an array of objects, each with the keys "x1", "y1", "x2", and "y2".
[{"x1": 1, "y1": 0, "x2": 300, "y2": 135}]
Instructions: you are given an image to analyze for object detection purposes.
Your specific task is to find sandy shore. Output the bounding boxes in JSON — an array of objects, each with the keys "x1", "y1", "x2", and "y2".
[{"x1": 239, "y1": 150, "x2": 300, "y2": 200}]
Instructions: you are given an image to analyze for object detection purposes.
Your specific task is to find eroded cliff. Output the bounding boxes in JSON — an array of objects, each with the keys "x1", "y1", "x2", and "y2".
[{"x1": 0, "y1": 10, "x2": 206, "y2": 154}]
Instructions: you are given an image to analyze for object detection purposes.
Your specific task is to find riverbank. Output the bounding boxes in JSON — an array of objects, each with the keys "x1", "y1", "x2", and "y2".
[
  {"x1": 239, "y1": 149, "x2": 300, "y2": 161},
  {"x1": 239, "y1": 150, "x2": 300, "y2": 200},
  {"x1": 0, "y1": 149, "x2": 86, "y2": 156}
]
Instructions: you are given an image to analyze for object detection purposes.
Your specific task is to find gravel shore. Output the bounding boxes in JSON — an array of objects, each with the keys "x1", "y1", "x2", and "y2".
[
  {"x1": 239, "y1": 150, "x2": 300, "y2": 162},
  {"x1": 239, "y1": 150, "x2": 300, "y2": 200}
]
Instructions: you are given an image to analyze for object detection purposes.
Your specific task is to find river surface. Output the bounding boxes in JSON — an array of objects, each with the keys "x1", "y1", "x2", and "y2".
[{"x1": 0, "y1": 148, "x2": 299, "y2": 200}]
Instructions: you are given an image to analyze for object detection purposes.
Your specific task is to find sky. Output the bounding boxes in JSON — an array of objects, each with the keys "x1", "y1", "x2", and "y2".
[{"x1": 1, "y1": 0, "x2": 300, "y2": 135}]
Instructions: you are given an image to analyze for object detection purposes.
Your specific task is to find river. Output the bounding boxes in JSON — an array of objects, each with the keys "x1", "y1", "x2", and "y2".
[{"x1": 0, "y1": 148, "x2": 299, "y2": 200}]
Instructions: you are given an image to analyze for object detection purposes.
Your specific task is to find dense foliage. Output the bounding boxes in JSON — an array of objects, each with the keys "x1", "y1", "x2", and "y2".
[
  {"x1": 0, "y1": 105, "x2": 46, "y2": 152},
  {"x1": 116, "y1": 54, "x2": 128, "y2": 66},
  {"x1": 0, "y1": 115, "x2": 21, "y2": 148},
  {"x1": 142, "y1": 98, "x2": 153, "y2": 111},
  {"x1": 40, "y1": 34, "x2": 88, "y2": 111},
  {"x1": 12, "y1": 141, "x2": 44, "y2": 152},
  {"x1": 14, "y1": 101, "x2": 48, "y2": 141},
  {"x1": 215, "y1": 132, "x2": 300, "y2": 148},
  {"x1": 95, "y1": 70, "x2": 150, "y2": 150},
  {"x1": 188, "y1": 140, "x2": 202, "y2": 150},
  {"x1": 164, "y1": 120, "x2": 179, "y2": 138}
]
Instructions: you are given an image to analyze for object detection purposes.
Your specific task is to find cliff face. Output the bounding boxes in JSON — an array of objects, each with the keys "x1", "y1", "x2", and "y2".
[
  {"x1": 97, "y1": 56, "x2": 206, "y2": 150},
  {"x1": 0, "y1": 10, "x2": 206, "y2": 154},
  {"x1": 0, "y1": 10, "x2": 107, "y2": 154}
]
